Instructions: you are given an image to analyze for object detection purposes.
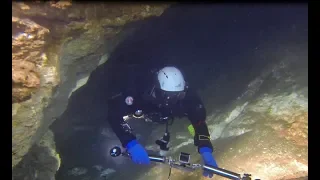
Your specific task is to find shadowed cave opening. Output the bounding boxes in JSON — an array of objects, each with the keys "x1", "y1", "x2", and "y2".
[{"x1": 49, "y1": 4, "x2": 307, "y2": 180}]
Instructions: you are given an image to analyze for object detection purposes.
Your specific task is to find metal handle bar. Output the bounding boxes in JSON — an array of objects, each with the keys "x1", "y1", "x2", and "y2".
[{"x1": 110, "y1": 146, "x2": 253, "y2": 180}]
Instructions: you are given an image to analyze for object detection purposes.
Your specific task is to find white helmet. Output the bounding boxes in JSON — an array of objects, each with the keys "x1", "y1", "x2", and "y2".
[{"x1": 157, "y1": 66, "x2": 186, "y2": 92}]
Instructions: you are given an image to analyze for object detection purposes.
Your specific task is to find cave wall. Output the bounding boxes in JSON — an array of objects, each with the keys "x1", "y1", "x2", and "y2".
[
  {"x1": 12, "y1": 1, "x2": 170, "y2": 169},
  {"x1": 12, "y1": 3, "x2": 308, "y2": 180},
  {"x1": 45, "y1": 4, "x2": 307, "y2": 180}
]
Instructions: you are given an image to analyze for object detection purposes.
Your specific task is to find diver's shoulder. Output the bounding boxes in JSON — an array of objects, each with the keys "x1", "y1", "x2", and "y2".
[{"x1": 185, "y1": 87, "x2": 202, "y2": 101}]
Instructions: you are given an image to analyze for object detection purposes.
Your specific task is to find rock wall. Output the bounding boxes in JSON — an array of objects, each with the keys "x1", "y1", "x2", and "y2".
[
  {"x1": 12, "y1": 130, "x2": 61, "y2": 180},
  {"x1": 12, "y1": 1, "x2": 169, "y2": 170}
]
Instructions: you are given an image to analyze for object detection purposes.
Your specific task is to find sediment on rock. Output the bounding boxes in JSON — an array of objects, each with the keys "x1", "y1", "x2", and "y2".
[
  {"x1": 12, "y1": 1, "x2": 169, "y2": 170},
  {"x1": 12, "y1": 130, "x2": 61, "y2": 180}
]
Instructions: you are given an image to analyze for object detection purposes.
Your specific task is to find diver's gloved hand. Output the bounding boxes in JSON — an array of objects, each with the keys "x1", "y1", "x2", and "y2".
[
  {"x1": 126, "y1": 139, "x2": 150, "y2": 165},
  {"x1": 200, "y1": 147, "x2": 218, "y2": 178}
]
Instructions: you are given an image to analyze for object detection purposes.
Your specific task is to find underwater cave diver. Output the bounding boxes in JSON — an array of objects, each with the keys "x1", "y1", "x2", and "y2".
[{"x1": 107, "y1": 66, "x2": 218, "y2": 178}]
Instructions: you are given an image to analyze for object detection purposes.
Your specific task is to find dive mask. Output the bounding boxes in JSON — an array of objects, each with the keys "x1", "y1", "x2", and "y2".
[{"x1": 156, "y1": 89, "x2": 186, "y2": 106}]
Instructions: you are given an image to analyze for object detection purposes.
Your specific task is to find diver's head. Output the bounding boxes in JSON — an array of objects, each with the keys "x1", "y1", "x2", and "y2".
[{"x1": 153, "y1": 66, "x2": 187, "y2": 107}]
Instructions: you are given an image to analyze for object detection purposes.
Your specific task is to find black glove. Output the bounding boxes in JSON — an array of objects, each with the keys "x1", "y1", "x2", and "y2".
[{"x1": 155, "y1": 133, "x2": 170, "y2": 151}]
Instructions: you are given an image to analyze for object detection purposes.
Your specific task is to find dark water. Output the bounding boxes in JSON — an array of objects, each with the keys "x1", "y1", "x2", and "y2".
[{"x1": 50, "y1": 3, "x2": 307, "y2": 180}]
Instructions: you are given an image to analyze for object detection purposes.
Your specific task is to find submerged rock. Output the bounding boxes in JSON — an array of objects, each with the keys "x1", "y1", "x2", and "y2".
[
  {"x1": 92, "y1": 165, "x2": 103, "y2": 171},
  {"x1": 12, "y1": 1, "x2": 169, "y2": 170},
  {"x1": 12, "y1": 130, "x2": 61, "y2": 180},
  {"x1": 211, "y1": 94, "x2": 308, "y2": 180},
  {"x1": 205, "y1": 53, "x2": 307, "y2": 180},
  {"x1": 67, "y1": 167, "x2": 87, "y2": 176},
  {"x1": 100, "y1": 168, "x2": 116, "y2": 177}
]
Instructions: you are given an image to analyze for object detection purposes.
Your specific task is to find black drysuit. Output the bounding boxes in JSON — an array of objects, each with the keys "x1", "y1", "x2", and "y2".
[{"x1": 107, "y1": 69, "x2": 213, "y2": 153}]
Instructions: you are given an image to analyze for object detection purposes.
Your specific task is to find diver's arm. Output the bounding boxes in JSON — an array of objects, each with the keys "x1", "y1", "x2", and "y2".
[
  {"x1": 185, "y1": 90, "x2": 213, "y2": 153},
  {"x1": 107, "y1": 96, "x2": 137, "y2": 148}
]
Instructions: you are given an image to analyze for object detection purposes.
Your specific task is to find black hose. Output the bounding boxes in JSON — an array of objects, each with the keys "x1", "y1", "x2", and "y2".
[
  {"x1": 168, "y1": 117, "x2": 174, "y2": 125},
  {"x1": 167, "y1": 167, "x2": 172, "y2": 180}
]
